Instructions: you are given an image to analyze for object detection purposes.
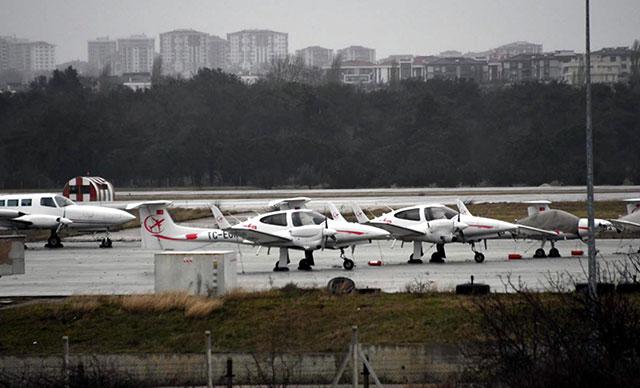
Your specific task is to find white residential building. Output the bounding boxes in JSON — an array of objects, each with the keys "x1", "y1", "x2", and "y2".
[
  {"x1": 159, "y1": 29, "x2": 209, "y2": 78},
  {"x1": 117, "y1": 35, "x2": 154, "y2": 74},
  {"x1": 227, "y1": 29, "x2": 288, "y2": 73}
]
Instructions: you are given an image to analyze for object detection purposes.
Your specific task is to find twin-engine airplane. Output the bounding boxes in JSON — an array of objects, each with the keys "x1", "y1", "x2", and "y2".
[
  {"x1": 0, "y1": 193, "x2": 135, "y2": 248},
  {"x1": 128, "y1": 200, "x2": 245, "y2": 250},
  {"x1": 211, "y1": 197, "x2": 389, "y2": 271},
  {"x1": 514, "y1": 200, "x2": 613, "y2": 257},
  {"x1": 352, "y1": 200, "x2": 557, "y2": 263}
]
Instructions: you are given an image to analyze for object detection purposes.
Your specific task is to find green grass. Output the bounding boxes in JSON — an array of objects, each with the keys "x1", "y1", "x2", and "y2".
[{"x1": 0, "y1": 290, "x2": 478, "y2": 355}]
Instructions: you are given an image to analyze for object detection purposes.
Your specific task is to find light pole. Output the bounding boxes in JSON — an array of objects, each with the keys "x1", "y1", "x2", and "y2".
[{"x1": 585, "y1": 0, "x2": 597, "y2": 299}]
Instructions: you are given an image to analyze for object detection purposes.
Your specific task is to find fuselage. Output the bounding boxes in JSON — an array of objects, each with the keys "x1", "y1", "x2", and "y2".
[
  {"x1": 0, "y1": 193, "x2": 135, "y2": 231},
  {"x1": 233, "y1": 208, "x2": 389, "y2": 250},
  {"x1": 369, "y1": 203, "x2": 517, "y2": 243}
]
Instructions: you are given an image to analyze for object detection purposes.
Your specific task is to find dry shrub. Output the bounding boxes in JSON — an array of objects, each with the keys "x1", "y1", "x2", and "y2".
[
  {"x1": 117, "y1": 292, "x2": 223, "y2": 318},
  {"x1": 185, "y1": 298, "x2": 224, "y2": 318},
  {"x1": 62, "y1": 296, "x2": 104, "y2": 313}
]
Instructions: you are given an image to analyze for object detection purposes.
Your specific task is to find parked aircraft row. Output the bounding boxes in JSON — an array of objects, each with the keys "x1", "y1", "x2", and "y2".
[{"x1": 1, "y1": 191, "x2": 639, "y2": 272}]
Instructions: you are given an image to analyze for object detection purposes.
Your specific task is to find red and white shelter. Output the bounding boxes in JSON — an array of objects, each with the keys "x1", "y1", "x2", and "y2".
[{"x1": 63, "y1": 176, "x2": 115, "y2": 202}]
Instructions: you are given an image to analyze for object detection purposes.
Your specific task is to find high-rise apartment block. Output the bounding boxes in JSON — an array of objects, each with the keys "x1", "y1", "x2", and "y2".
[
  {"x1": 295, "y1": 46, "x2": 333, "y2": 68},
  {"x1": 116, "y1": 35, "x2": 154, "y2": 74},
  {"x1": 227, "y1": 29, "x2": 288, "y2": 73},
  {"x1": 337, "y1": 45, "x2": 375, "y2": 63},
  {"x1": 207, "y1": 35, "x2": 229, "y2": 70},
  {"x1": 88, "y1": 37, "x2": 117, "y2": 76},
  {"x1": 159, "y1": 29, "x2": 208, "y2": 78}
]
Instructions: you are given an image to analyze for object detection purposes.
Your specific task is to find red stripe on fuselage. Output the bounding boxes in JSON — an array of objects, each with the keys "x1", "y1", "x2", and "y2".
[
  {"x1": 468, "y1": 224, "x2": 494, "y2": 229},
  {"x1": 337, "y1": 230, "x2": 365, "y2": 235}
]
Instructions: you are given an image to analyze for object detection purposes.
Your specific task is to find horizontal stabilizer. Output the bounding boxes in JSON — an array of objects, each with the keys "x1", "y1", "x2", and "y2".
[
  {"x1": 523, "y1": 200, "x2": 552, "y2": 216},
  {"x1": 268, "y1": 197, "x2": 310, "y2": 210}
]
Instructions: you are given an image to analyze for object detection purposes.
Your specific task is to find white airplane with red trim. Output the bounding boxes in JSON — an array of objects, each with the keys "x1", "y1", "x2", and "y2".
[
  {"x1": 211, "y1": 198, "x2": 390, "y2": 271},
  {"x1": 351, "y1": 199, "x2": 557, "y2": 263},
  {"x1": 127, "y1": 201, "x2": 247, "y2": 250},
  {"x1": 0, "y1": 193, "x2": 135, "y2": 248}
]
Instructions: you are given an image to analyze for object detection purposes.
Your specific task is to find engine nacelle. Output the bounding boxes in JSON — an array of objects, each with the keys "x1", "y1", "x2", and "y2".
[
  {"x1": 13, "y1": 214, "x2": 72, "y2": 228},
  {"x1": 578, "y1": 218, "x2": 614, "y2": 239},
  {"x1": 426, "y1": 219, "x2": 468, "y2": 243}
]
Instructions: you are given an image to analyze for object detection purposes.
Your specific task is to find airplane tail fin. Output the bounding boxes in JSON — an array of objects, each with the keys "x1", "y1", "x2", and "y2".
[
  {"x1": 456, "y1": 199, "x2": 472, "y2": 216},
  {"x1": 351, "y1": 203, "x2": 370, "y2": 223},
  {"x1": 327, "y1": 202, "x2": 347, "y2": 222},
  {"x1": 523, "y1": 200, "x2": 552, "y2": 216},
  {"x1": 126, "y1": 200, "x2": 176, "y2": 249},
  {"x1": 211, "y1": 205, "x2": 232, "y2": 229}
]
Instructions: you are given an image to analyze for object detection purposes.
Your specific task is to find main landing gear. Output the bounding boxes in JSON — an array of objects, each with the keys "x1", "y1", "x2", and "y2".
[
  {"x1": 298, "y1": 250, "x2": 315, "y2": 271},
  {"x1": 408, "y1": 241, "x2": 425, "y2": 264},
  {"x1": 533, "y1": 241, "x2": 561, "y2": 258},
  {"x1": 471, "y1": 242, "x2": 485, "y2": 263},
  {"x1": 99, "y1": 236, "x2": 113, "y2": 248},
  {"x1": 340, "y1": 248, "x2": 355, "y2": 271},
  {"x1": 274, "y1": 248, "x2": 291, "y2": 272},
  {"x1": 429, "y1": 242, "x2": 446, "y2": 264},
  {"x1": 45, "y1": 231, "x2": 63, "y2": 248}
]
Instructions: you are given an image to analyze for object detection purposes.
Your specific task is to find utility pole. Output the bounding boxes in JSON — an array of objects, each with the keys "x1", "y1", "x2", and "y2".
[{"x1": 585, "y1": 0, "x2": 597, "y2": 299}]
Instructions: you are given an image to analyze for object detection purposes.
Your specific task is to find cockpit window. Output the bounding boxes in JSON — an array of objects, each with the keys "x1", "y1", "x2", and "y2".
[
  {"x1": 260, "y1": 213, "x2": 288, "y2": 227},
  {"x1": 54, "y1": 195, "x2": 74, "y2": 207},
  {"x1": 292, "y1": 211, "x2": 326, "y2": 226},
  {"x1": 425, "y1": 206, "x2": 458, "y2": 220},
  {"x1": 394, "y1": 208, "x2": 421, "y2": 221},
  {"x1": 40, "y1": 197, "x2": 56, "y2": 207}
]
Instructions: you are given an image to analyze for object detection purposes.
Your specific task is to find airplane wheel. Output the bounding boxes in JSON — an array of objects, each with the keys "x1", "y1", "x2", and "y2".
[
  {"x1": 408, "y1": 253, "x2": 423, "y2": 264},
  {"x1": 474, "y1": 252, "x2": 485, "y2": 263},
  {"x1": 298, "y1": 259, "x2": 312, "y2": 271},
  {"x1": 46, "y1": 235, "x2": 62, "y2": 248},
  {"x1": 548, "y1": 247, "x2": 561, "y2": 258},
  {"x1": 100, "y1": 238, "x2": 113, "y2": 249},
  {"x1": 429, "y1": 252, "x2": 444, "y2": 264},
  {"x1": 533, "y1": 248, "x2": 547, "y2": 258},
  {"x1": 343, "y1": 259, "x2": 354, "y2": 271},
  {"x1": 273, "y1": 262, "x2": 289, "y2": 272}
]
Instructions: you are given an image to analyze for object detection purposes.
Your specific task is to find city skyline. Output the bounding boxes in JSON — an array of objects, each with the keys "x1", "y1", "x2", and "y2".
[{"x1": 2, "y1": 0, "x2": 639, "y2": 64}]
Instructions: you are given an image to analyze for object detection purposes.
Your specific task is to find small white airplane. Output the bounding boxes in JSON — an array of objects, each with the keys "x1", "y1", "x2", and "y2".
[
  {"x1": 351, "y1": 199, "x2": 556, "y2": 263},
  {"x1": 0, "y1": 193, "x2": 135, "y2": 248},
  {"x1": 513, "y1": 200, "x2": 614, "y2": 257},
  {"x1": 211, "y1": 197, "x2": 390, "y2": 271},
  {"x1": 127, "y1": 200, "x2": 246, "y2": 250}
]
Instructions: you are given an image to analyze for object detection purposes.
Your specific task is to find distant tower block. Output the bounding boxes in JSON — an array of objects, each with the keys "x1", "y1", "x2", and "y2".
[{"x1": 63, "y1": 176, "x2": 115, "y2": 202}]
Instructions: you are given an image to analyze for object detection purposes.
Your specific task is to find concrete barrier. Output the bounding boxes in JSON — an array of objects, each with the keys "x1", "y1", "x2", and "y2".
[{"x1": 0, "y1": 235, "x2": 25, "y2": 276}]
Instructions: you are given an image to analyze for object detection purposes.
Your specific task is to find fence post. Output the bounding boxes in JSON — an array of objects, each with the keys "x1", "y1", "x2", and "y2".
[
  {"x1": 205, "y1": 331, "x2": 213, "y2": 388},
  {"x1": 362, "y1": 353, "x2": 370, "y2": 388},
  {"x1": 352, "y1": 326, "x2": 358, "y2": 388},
  {"x1": 226, "y1": 358, "x2": 234, "y2": 388},
  {"x1": 62, "y1": 335, "x2": 69, "y2": 388}
]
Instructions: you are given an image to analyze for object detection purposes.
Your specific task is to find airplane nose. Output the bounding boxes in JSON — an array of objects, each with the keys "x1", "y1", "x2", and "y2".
[{"x1": 368, "y1": 226, "x2": 390, "y2": 239}]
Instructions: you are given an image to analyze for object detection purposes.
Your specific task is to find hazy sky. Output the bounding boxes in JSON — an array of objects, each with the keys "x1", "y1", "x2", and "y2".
[{"x1": 2, "y1": 0, "x2": 639, "y2": 64}]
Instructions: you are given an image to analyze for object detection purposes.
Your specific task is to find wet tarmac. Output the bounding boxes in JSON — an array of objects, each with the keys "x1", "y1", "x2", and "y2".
[{"x1": 1, "y1": 233, "x2": 638, "y2": 296}]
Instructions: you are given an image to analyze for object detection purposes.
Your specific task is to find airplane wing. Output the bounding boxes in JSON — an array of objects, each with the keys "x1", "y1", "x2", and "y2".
[
  {"x1": 368, "y1": 222, "x2": 425, "y2": 238},
  {"x1": 230, "y1": 228, "x2": 293, "y2": 245},
  {"x1": 512, "y1": 224, "x2": 565, "y2": 240},
  {"x1": 610, "y1": 219, "x2": 640, "y2": 231}
]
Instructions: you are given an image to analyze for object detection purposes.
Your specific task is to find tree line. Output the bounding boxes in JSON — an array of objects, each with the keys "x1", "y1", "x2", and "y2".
[{"x1": 0, "y1": 66, "x2": 639, "y2": 189}]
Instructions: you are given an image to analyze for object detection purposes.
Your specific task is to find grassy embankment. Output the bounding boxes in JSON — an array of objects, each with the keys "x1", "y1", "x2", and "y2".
[{"x1": 0, "y1": 289, "x2": 478, "y2": 355}]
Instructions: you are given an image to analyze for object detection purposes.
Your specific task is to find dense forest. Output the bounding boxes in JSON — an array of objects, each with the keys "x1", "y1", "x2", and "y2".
[{"x1": 0, "y1": 67, "x2": 639, "y2": 189}]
